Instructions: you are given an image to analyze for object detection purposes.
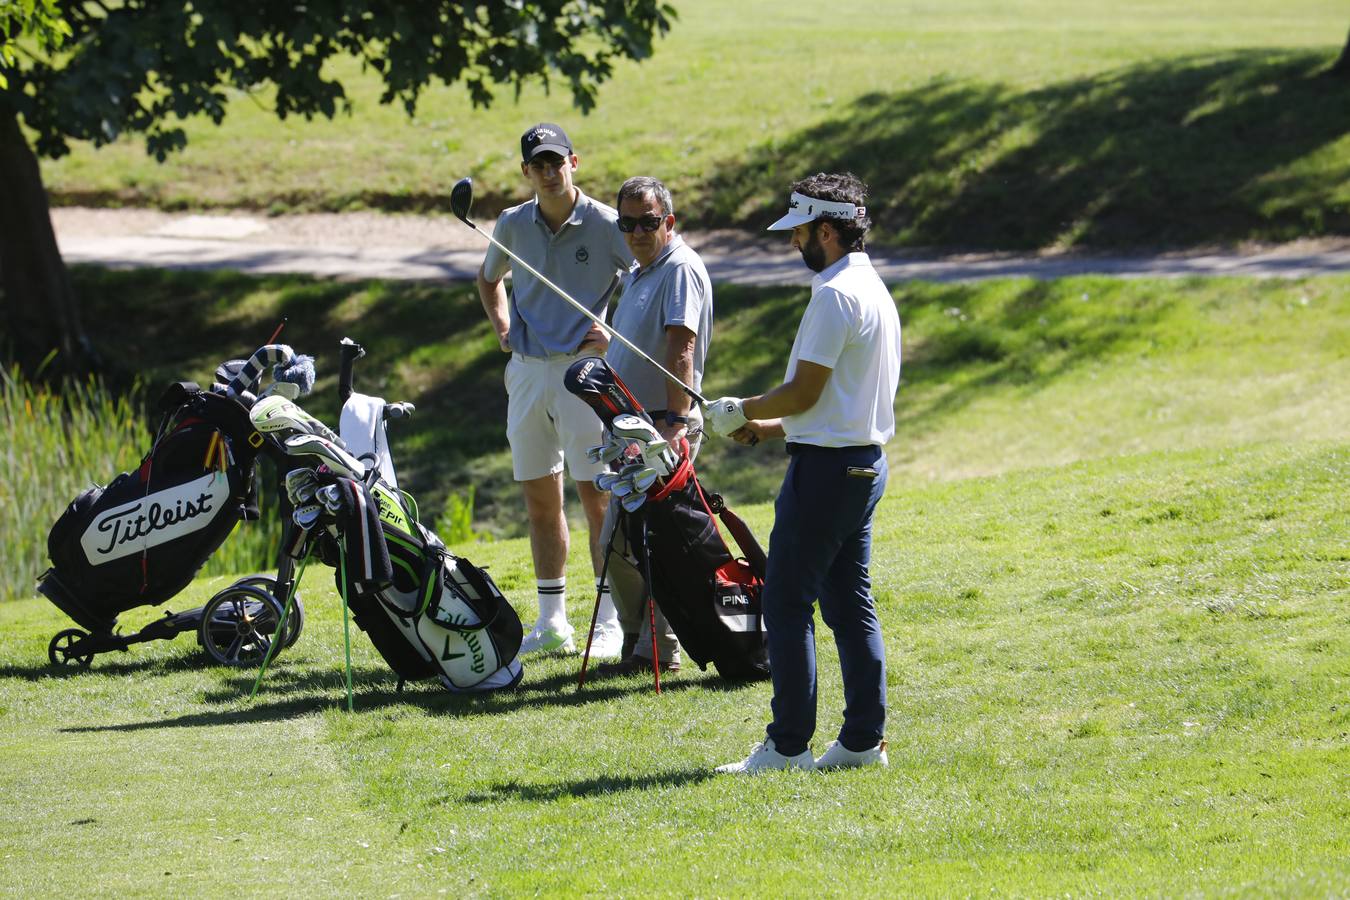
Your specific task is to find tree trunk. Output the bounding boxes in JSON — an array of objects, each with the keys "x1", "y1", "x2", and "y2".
[
  {"x1": 0, "y1": 104, "x2": 93, "y2": 376},
  {"x1": 1331, "y1": 26, "x2": 1350, "y2": 78}
]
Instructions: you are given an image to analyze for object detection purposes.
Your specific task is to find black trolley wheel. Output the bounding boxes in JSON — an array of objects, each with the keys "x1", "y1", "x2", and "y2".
[
  {"x1": 198, "y1": 585, "x2": 288, "y2": 667},
  {"x1": 231, "y1": 574, "x2": 305, "y2": 648},
  {"x1": 48, "y1": 628, "x2": 95, "y2": 670}
]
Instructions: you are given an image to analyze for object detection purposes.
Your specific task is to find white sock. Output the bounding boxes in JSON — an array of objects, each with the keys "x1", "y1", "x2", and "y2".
[
  {"x1": 595, "y1": 578, "x2": 619, "y2": 628},
  {"x1": 536, "y1": 577, "x2": 567, "y2": 628}
]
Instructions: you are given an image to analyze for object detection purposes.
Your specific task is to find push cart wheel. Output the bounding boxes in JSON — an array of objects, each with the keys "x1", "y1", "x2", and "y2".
[
  {"x1": 229, "y1": 574, "x2": 305, "y2": 648},
  {"x1": 48, "y1": 628, "x2": 95, "y2": 670},
  {"x1": 198, "y1": 585, "x2": 288, "y2": 667}
]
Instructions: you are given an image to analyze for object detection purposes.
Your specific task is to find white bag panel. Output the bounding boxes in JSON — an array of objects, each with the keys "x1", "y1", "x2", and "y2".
[{"x1": 412, "y1": 580, "x2": 503, "y2": 689}]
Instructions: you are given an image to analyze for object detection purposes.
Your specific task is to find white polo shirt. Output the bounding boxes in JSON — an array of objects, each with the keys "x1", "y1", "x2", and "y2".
[{"x1": 781, "y1": 252, "x2": 902, "y2": 447}]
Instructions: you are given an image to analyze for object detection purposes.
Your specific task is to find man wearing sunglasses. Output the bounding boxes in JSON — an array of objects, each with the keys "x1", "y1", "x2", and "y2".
[
  {"x1": 593, "y1": 175, "x2": 715, "y2": 677},
  {"x1": 476, "y1": 123, "x2": 635, "y2": 658},
  {"x1": 706, "y1": 172, "x2": 901, "y2": 773}
]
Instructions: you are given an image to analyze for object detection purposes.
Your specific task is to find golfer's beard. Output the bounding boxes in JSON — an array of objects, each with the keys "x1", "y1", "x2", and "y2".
[{"x1": 800, "y1": 237, "x2": 827, "y2": 273}]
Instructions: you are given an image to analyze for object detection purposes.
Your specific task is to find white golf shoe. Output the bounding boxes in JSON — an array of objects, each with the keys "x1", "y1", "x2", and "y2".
[
  {"x1": 715, "y1": 739, "x2": 814, "y2": 775},
  {"x1": 814, "y1": 740, "x2": 889, "y2": 770},
  {"x1": 586, "y1": 619, "x2": 624, "y2": 659},
  {"x1": 519, "y1": 621, "x2": 576, "y2": 655}
]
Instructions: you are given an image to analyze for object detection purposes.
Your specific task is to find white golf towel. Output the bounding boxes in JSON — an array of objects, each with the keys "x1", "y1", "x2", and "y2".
[{"x1": 339, "y1": 392, "x2": 398, "y2": 489}]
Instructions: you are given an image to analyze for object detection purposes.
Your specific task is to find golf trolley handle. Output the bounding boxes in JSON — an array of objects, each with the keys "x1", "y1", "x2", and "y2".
[{"x1": 338, "y1": 337, "x2": 365, "y2": 406}]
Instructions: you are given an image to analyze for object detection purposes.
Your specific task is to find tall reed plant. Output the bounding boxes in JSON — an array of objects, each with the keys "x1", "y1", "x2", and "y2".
[
  {"x1": 0, "y1": 366, "x2": 143, "y2": 601},
  {"x1": 0, "y1": 367, "x2": 278, "y2": 602}
]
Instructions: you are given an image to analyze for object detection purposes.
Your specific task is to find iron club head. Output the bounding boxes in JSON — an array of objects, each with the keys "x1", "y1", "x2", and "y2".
[
  {"x1": 630, "y1": 467, "x2": 659, "y2": 493},
  {"x1": 620, "y1": 492, "x2": 648, "y2": 513},
  {"x1": 450, "y1": 177, "x2": 475, "y2": 225}
]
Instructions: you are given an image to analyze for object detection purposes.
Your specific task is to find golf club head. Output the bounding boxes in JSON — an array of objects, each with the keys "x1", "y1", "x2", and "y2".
[
  {"x1": 611, "y1": 413, "x2": 661, "y2": 444},
  {"x1": 620, "y1": 492, "x2": 648, "y2": 513},
  {"x1": 250, "y1": 395, "x2": 343, "y2": 445},
  {"x1": 283, "y1": 433, "x2": 366, "y2": 479},
  {"x1": 284, "y1": 467, "x2": 320, "y2": 505},
  {"x1": 450, "y1": 177, "x2": 475, "y2": 224},
  {"x1": 292, "y1": 503, "x2": 324, "y2": 530},
  {"x1": 630, "y1": 467, "x2": 659, "y2": 494},
  {"x1": 639, "y1": 439, "x2": 674, "y2": 472},
  {"x1": 596, "y1": 471, "x2": 621, "y2": 492},
  {"x1": 258, "y1": 380, "x2": 301, "y2": 401},
  {"x1": 611, "y1": 476, "x2": 636, "y2": 498},
  {"x1": 316, "y1": 484, "x2": 344, "y2": 512},
  {"x1": 564, "y1": 356, "x2": 648, "y2": 428}
]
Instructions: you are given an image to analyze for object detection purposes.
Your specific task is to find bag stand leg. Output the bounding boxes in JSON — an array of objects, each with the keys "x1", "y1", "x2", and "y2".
[
  {"x1": 639, "y1": 514, "x2": 661, "y2": 695},
  {"x1": 578, "y1": 513, "x2": 620, "y2": 690},
  {"x1": 249, "y1": 556, "x2": 309, "y2": 701},
  {"x1": 337, "y1": 545, "x2": 355, "y2": 712}
]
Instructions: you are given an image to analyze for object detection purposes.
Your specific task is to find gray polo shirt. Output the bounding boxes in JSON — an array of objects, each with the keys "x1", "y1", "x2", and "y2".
[
  {"x1": 483, "y1": 189, "x2": 634, "y2": 357},
  {"x1": 606, "y1": 234, "x2": 713, "y2": 411}
]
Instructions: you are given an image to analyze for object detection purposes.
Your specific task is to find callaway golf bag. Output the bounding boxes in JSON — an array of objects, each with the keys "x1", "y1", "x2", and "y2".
[
  {"x1": 37, "y1": 344, "x2": 313, "y2": 669},
  {"x1": 267, "y1": 338, "x2": 523, "y2": 694},
  {"x1": 565, "y1": 356, "x2": 770, "y2": 682}
]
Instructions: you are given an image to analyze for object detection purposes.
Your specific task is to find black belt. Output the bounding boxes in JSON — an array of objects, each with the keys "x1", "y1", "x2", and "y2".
[{"x1": 786, "y1": 442, "x2": 878, "y2": 456}]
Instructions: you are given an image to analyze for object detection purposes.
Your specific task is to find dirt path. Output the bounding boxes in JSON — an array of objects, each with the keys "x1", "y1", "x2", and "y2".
[{"x1": 51, "y1": 207, "x2": 1350, "y2": 285}]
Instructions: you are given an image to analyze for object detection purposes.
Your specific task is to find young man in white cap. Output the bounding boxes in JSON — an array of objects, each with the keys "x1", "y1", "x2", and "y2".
[
  {"x1": 705, "y1": 172, "x2": 901, "y2": 773},
  {"x1": 476, "y1": 123, "x2": 634, "y2": 656},
  {"x1": 593, "y1": 175, "x2": 714, "y2": 677}
]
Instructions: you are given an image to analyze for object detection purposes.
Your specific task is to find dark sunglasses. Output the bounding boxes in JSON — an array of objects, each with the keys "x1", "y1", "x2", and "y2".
[{"x1": 617, "y1": 214, "x2": 666, "y2": 234}]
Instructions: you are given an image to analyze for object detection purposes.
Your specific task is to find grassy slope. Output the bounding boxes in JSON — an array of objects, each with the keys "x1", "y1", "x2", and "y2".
[
  {"x1": 37, "y1": 0, "x2": 1350, "y2": 248},
  {"x1": 0, "y1": 440, "x2": 1345, "y2": 895},
  {"x1": 0, "y1": 269, "x2": 1345, "y2": 894}
]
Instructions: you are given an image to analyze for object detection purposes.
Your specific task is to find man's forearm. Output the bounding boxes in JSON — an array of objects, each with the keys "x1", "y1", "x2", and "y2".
[
  {"x1": 740, "y1": 360, "x2": 831, "y2": 420},
  {"x1": 476, "y1": 270, "x2": 511, "y2": 346},
  {"x1": 743, "y1": 381, "x2": 814, "y2": 419},
  {"x1": 664, "y1": 327, "x2": 697, "y2": 416}
]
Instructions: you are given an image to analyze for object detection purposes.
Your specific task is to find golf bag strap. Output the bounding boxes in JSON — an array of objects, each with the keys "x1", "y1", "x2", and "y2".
[
  {"x1": 716, "y1": 505, "x2": 768, "y2": 579},
  {"x1": 433, "y1": 556, "x2": 509, "y2": 634}
]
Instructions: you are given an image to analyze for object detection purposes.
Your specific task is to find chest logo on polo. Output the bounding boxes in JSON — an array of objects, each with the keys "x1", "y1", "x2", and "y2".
[{"x1": 575, "y1": 246, "x2": 589, "y2": 263}]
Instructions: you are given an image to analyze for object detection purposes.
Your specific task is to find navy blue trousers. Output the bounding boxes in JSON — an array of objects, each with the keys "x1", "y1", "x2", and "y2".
[{"x1": 763, "y1": 443, "x2": 888, "y2": 756}]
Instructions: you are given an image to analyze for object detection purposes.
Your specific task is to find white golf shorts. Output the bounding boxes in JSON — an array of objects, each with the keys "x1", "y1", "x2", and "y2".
[{"x1": 505, "y1": 351, "x2": 606, "y2": 482}]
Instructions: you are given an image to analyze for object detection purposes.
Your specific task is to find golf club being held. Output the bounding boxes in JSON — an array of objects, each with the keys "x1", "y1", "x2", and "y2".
[{"x1": 450, "y1": 176, "x2": 707, "y2": 407}]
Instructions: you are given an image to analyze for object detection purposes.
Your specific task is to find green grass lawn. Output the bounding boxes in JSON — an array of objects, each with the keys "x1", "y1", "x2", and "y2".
[
  {"x1": 1, "y1": 438, "x2": 1345, "y2": 895},
  {"x1": 0, "y1": 266, "x2": 1345, "y2": 893},
  {"x1": 36, "y1": 0, "x2": 1350, "y2": 248}
]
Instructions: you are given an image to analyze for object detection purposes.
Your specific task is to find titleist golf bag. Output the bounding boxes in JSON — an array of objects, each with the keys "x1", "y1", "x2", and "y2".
[
  {"x1": 37, "y1": 344, "x2": 314, "y2": 668},
  {"x1": 565, "y1": 356, "x2": 770, "y2": 681},
  {"x1": 271, "y1": 338, "x2": 523, "y2": 693}
]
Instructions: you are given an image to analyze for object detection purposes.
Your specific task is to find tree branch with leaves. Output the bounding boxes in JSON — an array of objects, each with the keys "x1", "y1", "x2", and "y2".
[{"x1": 0, "y1": 0, "x2": 677, "y2": 374}]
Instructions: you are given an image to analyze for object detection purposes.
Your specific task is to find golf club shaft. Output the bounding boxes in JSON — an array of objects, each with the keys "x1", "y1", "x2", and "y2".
[{"x1": 465, "y1": 219, "x2": 707, "y2": 406}]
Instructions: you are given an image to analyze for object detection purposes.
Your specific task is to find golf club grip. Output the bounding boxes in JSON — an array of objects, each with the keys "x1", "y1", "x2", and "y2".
[
  {"x1": 468, "y1": 221, "x2": 707, "y2": 406},
  {"x1": 338, "y1": 337, "x2": 364, "y2": 405}
]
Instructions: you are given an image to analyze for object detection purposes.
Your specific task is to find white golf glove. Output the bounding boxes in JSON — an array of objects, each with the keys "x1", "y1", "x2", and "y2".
[{"x1": 705, "y1": 397, "x2": 748, "y2": 436}]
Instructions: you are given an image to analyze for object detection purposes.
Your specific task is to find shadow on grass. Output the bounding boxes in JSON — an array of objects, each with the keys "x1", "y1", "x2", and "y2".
[
  {"x1": 49, "y1": 662, "x2": 755, "y2": 732},
  {"x1": 461, "y1": 767, "x2": 715, "y2": 804},
  {"x1": 698, "y1": 51, "x2": 1350, "y2": 249},
  {"x1": 0, "y1": 651, "x2": 216, "y2": 681}
]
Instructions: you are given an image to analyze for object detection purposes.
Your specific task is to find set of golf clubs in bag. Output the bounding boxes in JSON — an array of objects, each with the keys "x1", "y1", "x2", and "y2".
[
  {"x1": 38, "y1": 336, "x2": 525, "y2": 701},
  {"x1": 35, "y1": 175, "x2": 769, "y2": 697}
]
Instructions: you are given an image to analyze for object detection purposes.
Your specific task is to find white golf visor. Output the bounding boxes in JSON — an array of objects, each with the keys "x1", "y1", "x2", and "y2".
[{"x1": 766, "y1": 191, "x2": 866, "y2": 231}]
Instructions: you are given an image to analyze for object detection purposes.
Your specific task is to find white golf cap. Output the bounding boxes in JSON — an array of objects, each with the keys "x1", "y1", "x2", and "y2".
[{"x1": 766, "y1": 191, "x2": 867, "y2": 231}]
